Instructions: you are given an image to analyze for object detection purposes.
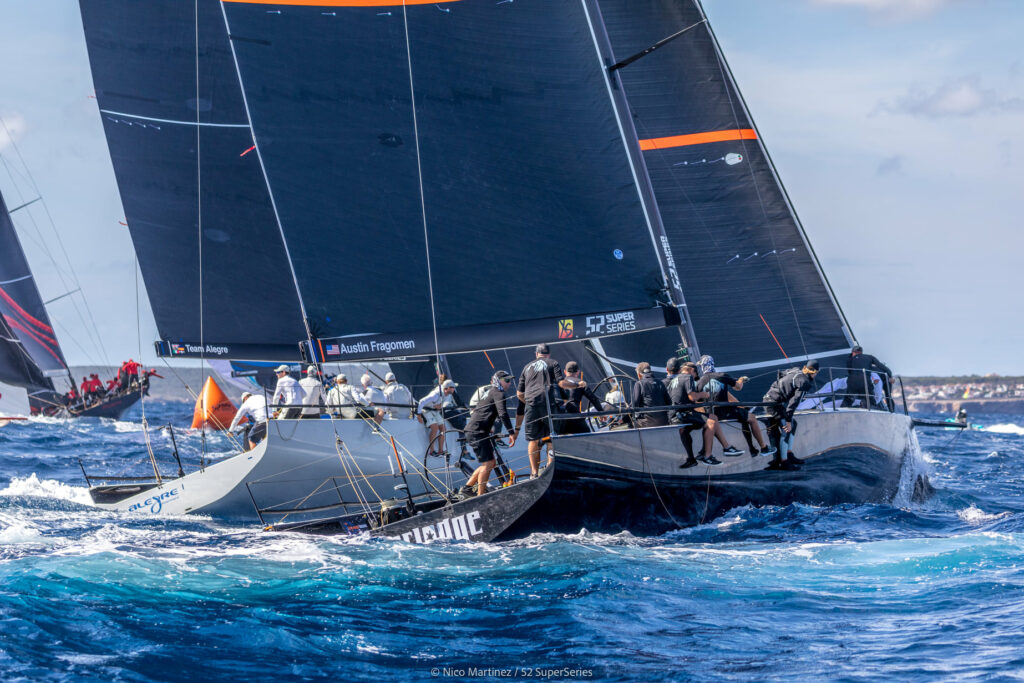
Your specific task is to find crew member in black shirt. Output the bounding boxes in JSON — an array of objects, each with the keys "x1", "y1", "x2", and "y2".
[
  {"x1": 665, "y1": 359, "x2": 713, "y2": 467},
  {"x1": 695, "y1": 355, "x2": 774, "y2": 458},
  {"x1": 556, "y1": 361, "x2": 607, "y2": 435},
  {"x1": 631, "y1": 361, "x2": 670, "y2": 428},
  {"x1": 843, "y1": 344, "x2": 893, "y2": 410},
  {"x1": 763, "y1": 359, "x2": 819, "y2": 470},
  {"x1": 462, "y1": 370, "x2": 517, "y2": 496},
  {"x1": 517, "y1": 344, "x2": 574, "y2": 477}
]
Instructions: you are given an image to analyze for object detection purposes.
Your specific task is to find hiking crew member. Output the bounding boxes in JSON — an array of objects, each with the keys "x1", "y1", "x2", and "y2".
[
  {"x1": 665, "y1": 359, "x2": 710, "y2": 468},
  {"x1": 381, "y1": 372, "x2": 413, "y2": 419},
  {"x1": 517, "y1": 344, "x2": 573, "y2": 478},
  {"x1": 695, "y1": 355, "x2": 773, "y2": 458},
  {"x1": 80, "y1": 376, "x2": 91, "y2": 402},
  {"x1": 462, "y1": 371, "x2": 517, "y2": 496},
  {"x1": 271, "y1": 364, "x2": 302, "y2": 419},
  {"x1": 843, "y1": 344, "x2": 893, "y2": 410},
  {"x1": 298, "y1": 365, "x2": 324, "y2": 419},
  {"x1": 418, "y1": 379, "x2": 457, "y2": 456},
  {"x1": 360, "y1": 373, "x2": 387, "y2": 425},
  {"x1": 229, "y1": 391, "x2": 269, "y2": 450},
  {"x1": 326, "y1": 374, "x2": 367, "y2": 418},
  {"x1": 763, "y1": 359, "x2": 819, "y2": 470},
  {"x1": 631, "y1": 361, "x2": 670, "y2": 428},
  {"x1": 557, "y1": 361, "x2": 606, "y2": 435}
]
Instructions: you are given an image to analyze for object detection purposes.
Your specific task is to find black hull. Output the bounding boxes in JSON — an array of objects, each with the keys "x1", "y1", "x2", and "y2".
[
  {"x1": 266, "y1": 465, "x2": 554, "y2": 543},
  {"x1": 71, "y1": 389, "x2": 143, "y2": 420},
  {"x1": 504, "y1": 445, "x2": 902, "y2": 537}
]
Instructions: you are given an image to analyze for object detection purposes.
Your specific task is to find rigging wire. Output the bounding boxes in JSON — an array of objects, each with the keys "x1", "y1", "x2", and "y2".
[
  {"x1": 400, "y1": 2, "x2": 443, "y2": 383},
  {"x1": 0, "y1": 120, "x2": 112, "y2": 367},
  {"x1": 195, "y1": 0, "x2": 208, "y2": 464}
]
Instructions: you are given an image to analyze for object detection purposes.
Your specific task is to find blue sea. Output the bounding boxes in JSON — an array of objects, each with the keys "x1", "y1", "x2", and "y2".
[{"x1": 2, "y1": 401, "x2": 1023, "y2": 682}]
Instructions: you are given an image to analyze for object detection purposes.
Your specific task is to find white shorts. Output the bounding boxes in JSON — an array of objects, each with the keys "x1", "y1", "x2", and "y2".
[{"x1": 422, "y1": 409, "x2": 444, "y2": 427}]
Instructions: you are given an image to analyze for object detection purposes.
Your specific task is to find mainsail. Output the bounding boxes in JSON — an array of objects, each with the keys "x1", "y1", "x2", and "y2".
[
  {"x1": 0, "y1": 191, "x2": 67, "y2": 390},
  {"x1": 595, "y1": 0, "x2": 854, "y2": 372},
  {"x1": 78, "y1": 0, "x2": 307, "y2": 361},
  {"x1": 220, "y1": 0, "x2": 684, "y2": 362}
]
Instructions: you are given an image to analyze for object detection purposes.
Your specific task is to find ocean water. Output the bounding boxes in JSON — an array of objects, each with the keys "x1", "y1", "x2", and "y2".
[{"x1": 2, "y1": 402, "x2": 1023, "y2": 682}]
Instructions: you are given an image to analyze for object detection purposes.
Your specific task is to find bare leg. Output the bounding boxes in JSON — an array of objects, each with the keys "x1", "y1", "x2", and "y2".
[
  {"x1": 428, "y1": 424, "x2": 441, "y2": 454},
  {"x1": 474, "y1": 461, "x2": 496, "y2": 495},
  {"x1": 748, "y1": 415, "x2": 768, "y2": 449},
  {"x1": 702, "y1": 419, "x2": 716, "y2": 455},
  {"x1": 528, "y1": 440, "x2": 541, "y2": 476}
]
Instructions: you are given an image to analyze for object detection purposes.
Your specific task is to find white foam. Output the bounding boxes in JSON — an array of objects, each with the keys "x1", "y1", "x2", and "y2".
[
  {"x1": 0, "y1": 520, "x2": 46, "y2": 544},
  {"x1": 986, "y1": 423, "x2": 1024, "y2": 436},
  {"x1": 0, "y1": 473, "x2": 93, "y2": 505},
  {"x1": 893, "y1": 426, "x2": 933, "y2": 508},
  {"x1": 957, "y1": 504, "x2": 1011, "y2": 525}
]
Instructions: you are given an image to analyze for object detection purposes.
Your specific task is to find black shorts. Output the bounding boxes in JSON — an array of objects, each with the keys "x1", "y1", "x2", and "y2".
[
  {"x1": 671, "y1": 412, "x2": 706, "y2": 428},
  {"x1": 523, "y1": 401, "x2": 551, "y2": 442},
  {"x1": 248, "y1": 421, "x2": 267, "y2": 444},
  {"x1": 711, "y1": 405, "x2": 749, "y2": 422},
  {"x1": 467, "y1": 431, "x2": 495, "y2": 463}
]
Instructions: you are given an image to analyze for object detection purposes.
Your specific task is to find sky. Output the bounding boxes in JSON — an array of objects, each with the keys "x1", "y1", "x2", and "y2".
[{"x1": 0, "y1": 0, "x2": 1021, "y2": 376}]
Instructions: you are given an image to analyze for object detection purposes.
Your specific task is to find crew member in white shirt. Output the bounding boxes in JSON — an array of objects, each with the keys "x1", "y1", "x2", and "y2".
[
  {"x1": 381, "y1": 372, "x2": 413, "y2": 419},
  {"x1": 299, "y1": 364, "x2": 325, "y2": 419},
  {"x1": 360, "y1": 373, "x2": 387, "y2": 425},
  {"x1": 272, "y1": 364, "x2": 302, "y2": 419},
  {"x1": 418, "y1": 379, "x2": 456, "y2": 456},
  {"x1": 229, "y1": 391, "x2": 269, "y2": 450},
  {"x1": 326, "y1": 374, "x2": 367, "y2": 418}
]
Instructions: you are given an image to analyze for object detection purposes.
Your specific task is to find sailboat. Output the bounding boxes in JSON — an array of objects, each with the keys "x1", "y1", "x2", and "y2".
[
  {"x1": 0, "y1": 189, "x2": 74, "y2": 419},
  {"x1": 78, "y1": 0, "x2": 923, "y2": 534}
]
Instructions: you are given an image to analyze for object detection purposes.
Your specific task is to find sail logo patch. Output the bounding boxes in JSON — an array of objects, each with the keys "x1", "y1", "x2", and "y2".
[
  {"x1": 585, "y1": 312, "x2": 636, "y2": 336},
  {"x1": 558, "y1": 319, "x2": 574, "y2": 339},
  {"x1": 325, "y1": 343, "x2": 340, "y2": 356}
]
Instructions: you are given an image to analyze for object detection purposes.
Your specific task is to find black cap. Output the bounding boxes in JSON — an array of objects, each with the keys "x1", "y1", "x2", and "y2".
[
  {"x1": 852, "y1": 344, "x2": 863, "y2": 353},
  {"x1": 805, "y1": 359, "x2": 820, "y2": 371},
  {"x1": 535, "y1": 343, "x2": 550, "y2": 355},
  {"x1": 665, "y1": 357, "x2": 681, "y2": 373}
]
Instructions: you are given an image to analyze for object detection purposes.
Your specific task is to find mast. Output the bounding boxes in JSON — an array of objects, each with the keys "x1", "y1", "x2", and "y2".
[{"x1": 580, "y1": 0, "x2": 699, "y2": 359}]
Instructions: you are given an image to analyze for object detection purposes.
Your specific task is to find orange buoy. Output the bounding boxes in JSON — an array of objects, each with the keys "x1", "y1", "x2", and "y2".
[{"x1": 191, "y1": 376, "x2": 240, "y2": 430}]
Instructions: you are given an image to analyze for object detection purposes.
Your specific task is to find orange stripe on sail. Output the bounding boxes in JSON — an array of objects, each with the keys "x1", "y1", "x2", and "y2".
[
  {"x1": 222, "y1": 0, "x2": 459, "y2": 6},
  {"x1": 639, "y1": 128, "x2": 757, "y2": 151}
]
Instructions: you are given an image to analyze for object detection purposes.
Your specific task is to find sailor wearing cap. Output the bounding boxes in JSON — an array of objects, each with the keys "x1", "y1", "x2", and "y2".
[
  {"x1": 298, "y1": 364, "x2": 325, "y2": 419},
  {"x1": 844, "y1": 344, "x2": 894, "y2": 410},
  {"x1": 272, "y1": 365, "x2": 302, "y2": 419},
  {"x1": 517, "y1": 343, "x2": 575, "y2": 477},
  {"x1": 417, "y1": 379, "x2": 457, "y2": 456},
  {"x1": 326, "y1": 373, "x2": 367, "y2": 419},
  {"x1": 229, "y1": 390, "x2": 269, "y2": 450},
  {"x1": 460, "y1": 370, "x2": 517, "y2": 497},
  {"x1": 381, "y1": 371, "x2": 414, "y2": 419}
]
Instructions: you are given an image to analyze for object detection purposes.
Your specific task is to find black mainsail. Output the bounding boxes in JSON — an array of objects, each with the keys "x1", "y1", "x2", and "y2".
[
  {"x1": 0, "y1": 191, "x2": 68, "y2": 392},
  {"x1": 78, "y1": 0, "x2": 307, "y2": 361},
  {"x1": 219, "y1": 0, "x2": 684, "y2": 362}
]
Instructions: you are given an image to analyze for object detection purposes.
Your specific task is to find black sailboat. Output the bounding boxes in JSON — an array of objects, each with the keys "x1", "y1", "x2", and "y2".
[
  {"x1": 0, "y1": 188, "x2": 148, "y2": 420},
  {"x1": 0, "y1": 190, "x2": 67, "y2": 415},
  {"x1": 77, "y1": 0, "x2": 921, "y2": 535}
]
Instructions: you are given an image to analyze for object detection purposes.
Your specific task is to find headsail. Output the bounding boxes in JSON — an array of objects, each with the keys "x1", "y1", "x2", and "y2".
[
  {"x1": 78, "y1": 0, "x2": 307, "y2": 360},
  {"x1": 220, "y1": 0, "x2": 682, "y2": 360},
  {"x1": 0, "y1": 192, "x2": 67, "y2": 390},
  {"x1": 595, "y1": 0, "x2": 853, "y2": 370}
]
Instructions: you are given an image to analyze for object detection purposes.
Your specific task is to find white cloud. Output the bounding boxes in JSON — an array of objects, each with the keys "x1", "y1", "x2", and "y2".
[
  {"x1": 0, "y1": 113, "x2": 27, "y2": 153},
  {"x1": 810, "y1": 0, "x2": 957, "y2": 19},
  {"x1": 883, "y1": 75, "x2": 1024, "y2": 117}
]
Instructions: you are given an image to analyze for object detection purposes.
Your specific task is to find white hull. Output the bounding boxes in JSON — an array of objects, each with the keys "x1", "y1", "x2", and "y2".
[{"x1": 94, "y1": 416, "x2": 529, "y2": 521}]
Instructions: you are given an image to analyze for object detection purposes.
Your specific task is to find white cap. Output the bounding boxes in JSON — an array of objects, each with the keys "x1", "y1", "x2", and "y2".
[
  {"x1": 335, "y1": 373, "x2": 347, "y2": 383},
  {"x1": 384, "y1": 372, "x2": 396, "y2": 382},
  {"x1": 274, "y1": 364, "x2": 290, "y2": 373},
  {"x1": 441, "y1": 379, "x2": 456, "y2": 390},
  {"x1": 241, "y1": 391, "x2": 252, "y2": 401},
  {"x1": 361, "y1": 373, "x2": 372, "y2": 386},
  {"x1": 306, "y1": 365, "x2": 318, "y2": 375}
]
